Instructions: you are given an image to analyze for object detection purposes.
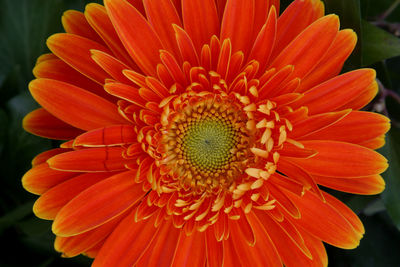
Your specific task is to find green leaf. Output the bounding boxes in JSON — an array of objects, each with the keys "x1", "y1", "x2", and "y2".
[
  {"x1": 361, "y1": 0, "x2": 400, "y2": 22},
  {"x1": 361, "y1": 20, "x2": 400, "y2": 66},
  {"x1": 380, "y1": 127, "x2": 400, "y2": 231},
  {"x1": 327, "y1": 212, "x2": 400, "y2": 267},
  {"x1": 0, "y1": 201, "x2": 34, "y2": 234},
  {"x1": 0, "y1": 0, "x2": 64, "y2": 92}
]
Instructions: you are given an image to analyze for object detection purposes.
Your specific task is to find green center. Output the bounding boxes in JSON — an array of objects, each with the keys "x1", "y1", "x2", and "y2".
[{"x1": 182, "y1": 118, "x2": 238, "y2": 171}]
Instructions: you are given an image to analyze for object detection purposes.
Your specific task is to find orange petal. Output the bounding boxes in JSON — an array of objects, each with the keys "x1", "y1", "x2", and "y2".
[
  {"x1": 33, "y1": 58, "x2": 108, "y2": 99},
  {"x1": 90, "y1": 49, "x2": 133, "y2": 84},
  {"x1": 298, "y1": 230, "x2": 328, "y2": 267},
  {"x1": 252, "y1": 0, "x2": 277, "y2": 41},
  {"x1": 220, "y1": 0, "x2": 255, "y2": 54},
  {"x1": 298, "y1": 29, "x2": 357, "y2": 92},
  {"x1": 62, "y1": 10, "x2": 104, "y2": 45},
  {"x1": 278, "y1": 157, "x2": 322, "y2": 199},
  {"x1": 83, "y1": 242, "x2": 102, "y2": 258},
  {"x1": 22, "y1": 163, "x2": 78, "y2": 195},
  {"x1": 292, "y1": 69, "x2": 377, "y2": 115},
  {"x1": 92, "y1": 209, "x2": 159, "y2": 267},
  {"x1": 33, "y1": 172, "x2": 111, "y2": 220},
  {"x1": 258, "y1": 65, "x2": 294, "y2": 99},
  {"x1": 182, "y1": 0, "x2": 219, "y2": 53},
  {"x1": 29, "y1": 79, "x2": 125, "y2": 131},
  {"x1": 47, "y1": 147, "x2": 131, "y2": 172},
  {"x1": 255, "y1": 210, "x2": 315, "y2": 267},
  {"x1": 32, "y1": 148, "x2": 70, "y2": 166},
  {"x1": 104, "y1": 82, "x2": 146, "y2": 108},
  {"x1": 269, "y1": 173, "x2": 304, "y2": 196},
  {"x1": 359, "y1": 135, "x2": 386, "y2": 150},
  {"x1": 222, "y1": 236, "x2": 247, "y2": 267},
  {"x1": 287, "y1": 140, "x2": 388, "y2": 177},
  {"x1": 23, "y1": 108, "x2": 83, "y2": 140},
  {"x1": 279, "y1": 142, "x2": 318, "y2": 159},
  {"x1": 173, "y1": 24, "x2": 199, "y2": 66},
  {"x1": 104, "y1": 0, "x2": 163, "y2": 76},
  {"x1": 271, "y1": 14, "x2": 339, "y2": 79},
  {"x1": 314, "y1": 174, "x2": 385, "y2": 195},
  {"x1": 322, "y1": 191, "x2": 365, "y2": 236},
  {"x1": 267, "y1": 182, "x2": 300, "y2": 218},
  {"x1": 136, "y1": 219, "x2": 180, "y2": 266},
  {"x1": 272, "y1": 0, "x2": 324, "y2": 60},
  {"x1": 73, "y1": 125, "x2": 136, "y2": 147},
  {"x1": 84, "y1": 3, "x2": 137, "y2": 68},
  {"x1": 160, "y1": 49, "x2": 188, "y2": 87},
  {"x1": 52, "y1": 170, "x2": 146, "y2": 236},
  {"x1": 47, "y1": 33, "x2": 111, "y2": 84},
  {"x1": 300, "y1": 111, "x2": 390, "y2": 145},
  {"x1": 143, "y1": 0, "x2": 182, "y2": 58},
  {"x1": 286, "y1": 190, "x2": 362, "y2": 249},
  {"x1": 36, "y1": 53, "x2": 58, "y2": 65},
  {"x1": 217, "y1": 39, "x2": 232, "y2": 80},
  {"x1": 55, "y1": 208, "x2": 128, "y2": 257},
  {"x1": 239, "y1": 212, "x2": 282, "y2": 267},
  {"x1": 171, "y1": 230, "x2": 206, "y2": 267},
  {"x1": 339, "y1": 81, "x2": 378, "y2": 110},
  {"x1": 290, "y1": 109, "x2": 351, "y2": 139},
  {"x1": 248, "y1": 6, "x2": 277, "y2": 74},
  {"x1": 205, "y1": 228, "x2": 224, "y2": 267}
]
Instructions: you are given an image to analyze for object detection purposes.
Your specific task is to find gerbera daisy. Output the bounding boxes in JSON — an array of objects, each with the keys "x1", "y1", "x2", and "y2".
[{"x1": 22, "y1": 0, "x2": 390, "y2": 266}]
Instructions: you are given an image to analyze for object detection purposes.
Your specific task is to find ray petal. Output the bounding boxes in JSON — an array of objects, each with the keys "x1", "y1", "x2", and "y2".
[
  {"x1": 104, "y1": 0, "x2": 163, "y2": 76},
  {"x1": 47, "y1": 147, "x2": 132, "y2": 172},
  {"x1": 205, "y1": 228, "x2": 224, "y2": 267},
  {"x1": 271, "y1": 14, "x2": 339, "y2": 79},
  {"x1": 90, "y1": 49, "x2": 133, "y2": 84},
  {"x1": 33, "y1": 58, "x2": 108, "y2": 99},
  {"x1": 298, "y1": 29, "x2": 357, "y2": 92},
  {"x1": 23, "y1": 108, "x2": 83, "y2": 140},
  {"x1": 33, "y1": 173, "x2": 112, "y2": 220},
  {"x1": 182, "y1": 0, "x2": 219, "y2": 53},
  {"x1": 292, "y1": 69, "x2": 377, "y2": 115},
  {"x1": 62, "y1": 10, "x2": 104, "y2": 44},
  {"x1": 54, "y1": 208, "x2": 128, "y2": 257},
  {"x1": 52, "y1": 170, "x2": 146, "y2": 236},
  {"x1": 300, "y1": 111, "x2": 390, "y2": 145},
  {"x1": 290, "y1": 109, "x2": 351, "y2": 139},
  {"x1": 22, "y1": 163, "x2": 78, "y2": 195},
  {"x1": 220, "y1": 0, "x2": 255, "y2": 54},
  {"x1": 143, "y1": 0, "x2": 182, "y2": 58},
  {"x1": 255, "y1": 210, "x2": 315, "y2": 267},
  {"x1": 287, "y1": 140, "x2": 388, "y2": 177},
  {"x1": 73, "y1": 125, "x2": 136, "y2": 147},
  {"x1": 92, "y1": 209, "x2": 159, "y2": 267},
  {"x1": 136, "y1": 219, "x2": 180, "y2": 266},
  {"x1": 314, "y1": 174, "x2": 385, "y2": 195},
  {"x1": 171, "y1": 230, "x2": 206, "y2": 267},
  {"x1": 47, "y1": 33, "x2": 111, "y2": 84},
  {"x1": 286, "y1": 190, "x2": 362, "y2": 249},
  {"x1": 272, "y1": 0, "x2": 324, "y2": 60},
  {"x1": 29, "y1": 79, "x2": 125, "y2": 131},
  {"x1": 248, "y1": 6, "x2": 277, "y2": 74},
  {"x1": 85, "y1": 3, "x2": 138, "y2": 68}
]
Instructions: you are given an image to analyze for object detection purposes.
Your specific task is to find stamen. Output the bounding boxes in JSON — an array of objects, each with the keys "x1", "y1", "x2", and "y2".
[{"x1": 161, "y1": 97, "x2": 251, "y2": 192}]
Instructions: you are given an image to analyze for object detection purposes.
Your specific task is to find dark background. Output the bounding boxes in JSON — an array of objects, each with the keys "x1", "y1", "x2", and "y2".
[{"x1": 1, "y1": 0, "x2": 400, "y2": 266}]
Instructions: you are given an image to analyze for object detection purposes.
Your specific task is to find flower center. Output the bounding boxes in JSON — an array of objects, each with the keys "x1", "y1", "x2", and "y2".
[
  {"x1": 183, "y1": 118, "x2": 238, "y2": 172},
  {"x1": 161, "y1": 97, "x2": 251, "y2": 192}
]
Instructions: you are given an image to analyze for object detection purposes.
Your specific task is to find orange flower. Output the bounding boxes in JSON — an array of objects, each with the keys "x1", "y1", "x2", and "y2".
[{"x1": 22, "y1": 0, "x2": 390, "y2": 266}]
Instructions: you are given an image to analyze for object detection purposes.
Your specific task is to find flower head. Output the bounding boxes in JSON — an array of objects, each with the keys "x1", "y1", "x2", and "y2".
[{"x1": 22, "y1": 0, "x2": 390, "y2": 266}]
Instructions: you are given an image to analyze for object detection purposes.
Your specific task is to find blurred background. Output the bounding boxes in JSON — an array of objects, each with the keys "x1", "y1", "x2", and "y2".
[{"x1": 0, "y1": 0, "x2": 399, "y2": 266}]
